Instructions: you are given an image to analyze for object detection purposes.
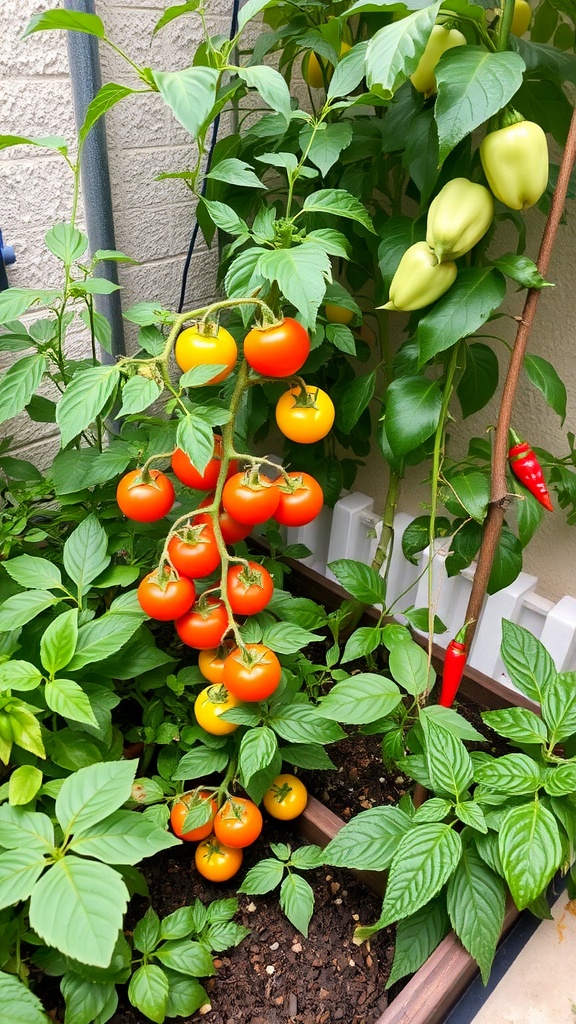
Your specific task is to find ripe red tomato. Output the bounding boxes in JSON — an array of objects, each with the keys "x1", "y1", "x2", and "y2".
[
  {"x1": 273, "y1": 472, "x2": 324, "y2": 527},
  {"x1": 171, "y1": 436, "x2": 239, "y2": 491},
  {"x1": 223, "y1": 644, "x2": 281, "y2": 702},
  {"x1": 198, "y1": 644, "x2": 235, "y2": 684},
  {"x1": 243, "y1": 317, "x2": 310, "y2": 377},
  {"x1": 175, "y1": 598, "x2": 228, "y2": 650},
  {"x1": 194, "y1": 683, "x2": 240, "y2": 735},
  {"x1": 263, "y1": 774, "x2": 308, "y2": 820},
  {"x1": 137, "y1": 570, "x2": 195, "y2": 621},
  {"x1": 197, "y1": 497, "x2": 253, "y2": 545},
  {"x1": 226, "y1": 561, "x2": 274, "y2": 615},
  {"x1": 275, "y1": 385, "x2": 335, "y2": 444},
  {"x1": 170, "y1": 790, "x2": 217, "y2": 841},
  {"x1": 195, "y1": 836, "x2": 243, "y2": 881},
  {"x1": 116, "y1": 469, "x2": 175, "y2": 522},
  {"x1": 222, "y1": 473, "x2": 279, "y2": 525},
  {"x1": 168, "y1": 522, "x2": 220, "y2": 579},
  {"x1": 213, "y1": 796, "x2": 263, "y2": 849},
  {"x1": 174, "y1": 323, "x2": 237, "y2": 384}
]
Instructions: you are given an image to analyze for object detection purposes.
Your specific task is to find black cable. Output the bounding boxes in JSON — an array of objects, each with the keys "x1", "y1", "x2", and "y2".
[{"x1": 177, "y1": 0, "x2": 242, "y2": 313}]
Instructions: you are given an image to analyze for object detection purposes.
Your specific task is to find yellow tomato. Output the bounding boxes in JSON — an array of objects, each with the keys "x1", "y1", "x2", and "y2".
[
  {"x1": 325, "y1": 303, "x2": 354, "y2": 325},
  {"x1": 174, "y1": 324, "x2": 237, "y2": 384},
  {"x1": 302, "y1": 41, "x2": 351, "y2": 90}
]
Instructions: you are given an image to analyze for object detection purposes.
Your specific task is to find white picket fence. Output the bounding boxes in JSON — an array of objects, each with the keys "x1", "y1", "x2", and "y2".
[{"x1": 281, "y1": 490, "x2": 576, "y2": 692}]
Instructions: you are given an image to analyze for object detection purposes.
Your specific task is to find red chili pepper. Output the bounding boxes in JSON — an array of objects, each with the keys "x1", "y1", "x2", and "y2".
[
  {"x1": 438, "y1": 623, "x2": 469, "y2": 708},
  {"x1": 508, "y1": 431, "x2": 553, "y2": 512}
]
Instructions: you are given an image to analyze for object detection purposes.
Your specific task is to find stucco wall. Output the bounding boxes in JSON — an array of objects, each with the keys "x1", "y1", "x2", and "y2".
[{"x1": 1, "y1": 1, "x2": 576, "y2": 601}]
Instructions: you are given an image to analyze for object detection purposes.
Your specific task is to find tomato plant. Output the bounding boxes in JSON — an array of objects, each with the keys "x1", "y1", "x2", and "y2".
[
  {"x1": 223, "y1": 644, "x2": 282, "y2": 701},
  {"x1": 198, "y1": 644, "x2": 234, "y2": 684},
  {"x1": 263, "y1": 774, "x2": 308, "y2": 820},
  {"x1": 243, "y1": 317, "x2": 310, "y2": 377},
  {"x1": 195, "y1": 836, "x2": 243, "y2": 881},
  {"x1": 213, "y1": 796, "x2": 263, "y2": 849},
  {"x1": 116, "y1": 468, "x2": 174, "y2": 522},
  {"x1": 137, "y1": 569, "x2": 195, "y2": 621},
  {"x1": 176, "y1": 598, "x2": 228, "y2": 649},
  {"x1": 273, "y1": 472, "x2": 324, "y2": 527},
  {"x1": 167, "y1": 522, "x2": 221, "y2": 579},
  {"x1": 174, "y1": 322, "x2": 237, "y2": 384},
  {"x1": 197, "y1": 497, "x2": 253, "y2": 544},
  {"x1": 172, "y1": 436, "x2": 236, "y2": 490},
  {"x1": 222, "y1": 472, "x2": 279, "y2": 525},
  {"x1": 275, "y1": 386, "x2": 335, "y2": 444},
  {"x1": 226, "y1": 561, "x2": 274, "y2": 615},
  {"x1": 170, "y1": 790, "x2": 217, "y2": 841},
  {"x1": 194, "y1": 683, "x2": 240, "y2": 735}
]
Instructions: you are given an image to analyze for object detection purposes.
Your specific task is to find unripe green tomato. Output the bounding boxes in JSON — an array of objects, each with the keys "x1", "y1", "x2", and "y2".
[
  {"x1": 511, "y1": 0, "x2": 531, "y2": 36},
  {"x1": 480, "y1": 120, "x2": 548, "y2": 211},
  {"x1": 382, "y1": 242, "x2": 457, "y2": 312},
  {"x1": 426, "y1": 178, "x2": 494, "y2": 262},
  {"x1": 410, "y1": 25, "x2": 467, "y2": 97},
  {"x1": 325, "y1": 303, "x2": 354, "y2": 325}
]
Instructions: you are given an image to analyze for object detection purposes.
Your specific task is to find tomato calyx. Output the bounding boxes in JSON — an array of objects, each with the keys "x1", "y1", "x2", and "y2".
[
  {"x1": 176, "y1": 521, "x2": 213, "y2": 545},
  {"x1": 288, "y1": 383, "x2": 320, "y2": 409},
  {"x1": 276, "y1": 472, "x2": 305, "y2": 494},
  {"x1": 193, "y1": 318, "x2": 221, "y2": 338},
  {"x1": 205, "y1": 682, "x2": 235, "y2": 706},
  {"x1": 269, "y1": 780, "x2": 293, "y2": 804},
  {"x1": 128, "y1": 466, "x2": 166, "y2": 489},
  {"x1": 150, "y1": 563, "x2": 181, "y2": 590},
  {"x1": 235, "y1": 562, "x2": 268, "y2": 589},
  {"x1": 235, "y1": 644, "x2": 269, "y2": 669}
]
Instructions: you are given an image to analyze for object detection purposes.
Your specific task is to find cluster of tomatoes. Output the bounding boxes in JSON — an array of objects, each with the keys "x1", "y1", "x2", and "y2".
[{"x1": 170, "y1": 773, "x2": 308, "y2": 882}]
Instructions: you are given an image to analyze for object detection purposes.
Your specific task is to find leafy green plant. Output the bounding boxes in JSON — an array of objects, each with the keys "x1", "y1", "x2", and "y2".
[{"x1": 239, "y1": 841, "x2": 324, "y2": 937}]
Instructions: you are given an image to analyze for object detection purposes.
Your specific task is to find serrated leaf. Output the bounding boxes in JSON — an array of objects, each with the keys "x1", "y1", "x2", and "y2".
[
  {"x1": 323, "y1": 805, "x2": 412, "y2": 871},
  {"x1": 171, "y1": 747, "x2": 229, "y2": 780},
  {"x1": 421, "y1": 716, "x2": 474, "y2": 799},
  {"x1": 389, "y1": 640, "x2": 433, "y2": 697},
  {"x1": 454, "y1": 800, "x2": 488, "y2": 833},
  {"x1": 279, "y1": 873, "x2": 314, "y2": 937},
  {"x1": 318, "y1": 673, "x2": 401, "y2": 724},
  {"x1": 0, "y1": 971, "x2": 49, "y2": 1024},
  {"x1": 153, "y1": 938, "x2": 215, "y2": 977},
  {"x1": 328, "y1": 559, "x2": 386, "y2": 605},
  {"x1": 153, "y1": 66, "x2": 219, "y2": 140},
  {"x1": 474, "y1": 753, "x2": 544, "y2": 794},
  {"x1": 499, "y1": 800, "x2": 562, "y2": 909},
  {"x1": 269, "y1": 704, "x2": 345, "y2": 745},
  {"x1": 67, "y1": 609, "x2": 145, "y2": 672},
  {"x1": 117, "y1": 375, "x2": 162, "y2": 417},
  {"x1": 3, "y1": 554, "x2": 62, "y2": 591},
  {"x1": 45, "y1": 677, "x2": 97, "y2": 727},
  {"x1": 302, "y1": 188, "x2": 375, "y2": 234},
  {"x1": 258, "y1": 245, "x2": 331, "y2": 330},
  {"x1": 128, "y1": 964, "x2": 169, "y2": 1024},
  {"x1": 380, "y1": 823, "x2": 462, "y2": 926},
  {"x1": 417, "y1": 268, "x2": 506, "y2": 364},
  {"x1": 29, "y1": 856, "x2": 129, "y2": 967},
  {"x1": 386, "y1": 897, "x2": 449, "y2": 988},
  {"x1": 447, "y1": 846, "x2": 505, "y2": 982},
  {"x1": 56, "y1": 366, "x2": 120, "y2": 447},
  {"x1": 543, "y1": 761, "x2": 576, "y2": 797},
  {"x1": 0, "y1": 355, "x2": 47, "y2": 425},
  {"x1": 0, "y1": 661, "x2": 42, "y2": 693},
  {"x1": 238, "y1": 858, "x2": 285, "y2": 895},
  {"x1": 422, "y1": 704, "x2": 486, "y2": 742},
  {"x1": 0, "y1": 847, "x2": 47, "y2": 910},
  {"x1": 482, "y1": 707, "x2": 548, "y2": 746},
  {"x1": 279, "y1": 743, "x2": 336, "y2": 770},
  {"x1": 500, "y1": 620, "x2": 555, "y2": 702},
  {"x1": 238, "y1": 727, "x2": 278, "y2": 786},
  {"x1": 366, "y1": 4, "x2": 442, "y2": 97},
  {"x1": 55, "y1": 760, "x2": 136, "y2": 836}
]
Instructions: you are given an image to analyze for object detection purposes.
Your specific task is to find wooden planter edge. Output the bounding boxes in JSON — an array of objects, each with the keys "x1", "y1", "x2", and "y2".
[{"x1": 286, "y1": 554, "x2": 528, "y2": 1024}]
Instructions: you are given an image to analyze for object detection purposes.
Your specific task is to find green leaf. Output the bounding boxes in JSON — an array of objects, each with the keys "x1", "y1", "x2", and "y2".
[
  {"x1": 238, "y1": 727, "x2": 278, "y2": 787},
  {"x1": 79, "y1": 83, "x2": 135, "y2": 147},
  {"x1": 328, "y1": 40, "x2": 369, "y2": 99},
  {"x1": 401, "y1": 516, "x2": 452, "y2": 565},
  {"x1": 238, "y1": 65, "x2": 292, "y2": 121},
  {"x1": 458, "y1": 343, "x2": 499, "y2": 419},
  {"x1": 366, "y1": 3, "x2": 442, "y2": 97},
  {"x1": 206, "y1": 157, "x2": 264, "y2": 189},
  {"x1": 279, "y1": 873, "x2": 314, "y2": 937},
  {"x1": 0, "y1": 287, "x2": 58, "y2": 324},
  {"x1": 389, "y1": 640, "x2": 433, "y2": 697},
  {"x1": 542, "y1": 671, "x2": 576, "y2": 744},
  {"x1": 384, "y1": 376, "x2": 442, "y2": 457},
  {"x1": 8, "y1": 765, "x2": 43, "y2": 806},
  {"x1": 454, "y1": 800, "x2": 488, "y2": 833},
  {"x1": 24, "y1": 9, "x2": 104, "y2": 37},
  {"x1": 380, "y1": 823, "x2": 462, "y2": 926},
  {"x1": 153, "y1": 938, "x2": 215, "y2": 976},
  {"x1": 318, "y1": 673, "x2": 401, "y2": 725},
  {"x1": 0, "y1": 847, "x2": 47, "y2": 910},
  {"x1": 0, "y1": 590, "x2": 57, "y2": 631},
  {"x1": 269, "y1": 704, "x2": 345, "y2": 745},
  {"x1": 258, "y1": 245, "x2": 331, "y2": 330},
  {"x1": 128, "y1": 964, "x2": 169, "y2": 1024},
  {"x1": 386, "y1": 897, "x2": 449, "y2": 988},
  {"x1": 40, "y1": 608, "x2": 78, "y2": 676},
  {"x1": 153, "y1": 1, "x2": 201, "y2": 34},
  {"x1": 446, "y1": 470, "x2": 490, "y2": 523},
  {"x1": 55, "y1": 760, "x2": 137, "y2": 836},
  {"x1": 0, "y1": 355, "x2": 47, "y2": 425},
  {"x1": 515, "y1": 486, "x2": 544, "y2": 548},
  {"x1": 0, "y1": 971, "x2": 49, "y2": 1024},
  {"x1": 175, "y1": 412, "x2": 219, "y2": 478},
  {"x1": 336, "y1": 370, "x2": 376, "y2": 433},
  {"x1": 500, "y1": 620, "x2": 555, "y2": 702},
  {"x1": 435, "y1": 48, "x2": 525, "y2": 162},
  {"x1": 499, "y1": 800, "x2": 562, "y2": 909},
  {"x1": 45, "y1": 677, "x2": 98, "y2": 727},
  {"x1": 61, "y1": 974, "x2": 116, "y2": 1024},
  {"x1": 118, "y1": 375, "x2": 162, "y2": 417},
  {"x1": 201, "y1": 198, "x2": 248, "y2": 237},
  {"x1": 0, "y1": 805, "x2": 53, "y2": 852},
  {"x1": 341, "y1": 626, "x2": 385, "y2": 663},
  {"x1": 56, "y1": 365, "x2": 120, "y2": 447},
  {"x1": 51, "y1": 445, "x2": 132, "y2": 494},
  {"x1": 279, "y1": 743, "x2": 336, "y2": 770},
  {"x1": 3, "y1": 554, "x2": 62, "y2": 591},
  {"x1": 203, "y1": 920, "x2": 250, "y2": 951},
  {"x1": 305, "y1": 229, "x2": 351, "y2": 260},
  {"x1": 328, "y1": 559, "x2": 386, "y2": 605},
  {"x1": 491, "y1": 253, "x2": 552, "y2": 290},
  {"x1": 474, "y1": 753, "x2": 544, "y2": 794},
  {"x1": 421, "y1": 704, "x2": 485, "y2": 742},
  {"x1": 164, "y1": 972, "x2": 207, "y2": 1019},
  {"x1": 0, "y1": 661, "x2": 42, "y2": 693},
  {"x1": 45, "y1": 223, "x2": 88, "y2": 265},
  {"x1": 487, "y1": 526, "x2": 523, "y2": 595},
  {"x1": 171, "y1": 747, "x2": 229, "y2": 780},
  {"x1": 323, "y1": 805, "x2": 412, "y2": 871},
  {"x1": 447, "y1": 846, "x2": 506, "y2": 983},
  {"x1": 261, "y1": 622, "x2": 323, "y2": 654},
  {"x1": 482, "y1": 707, "x2": 548, "y2": 746},
  {"x1": 153, "y1": 66, "x2": 219, "y2": 140},
  {"x1": 544, "y1": 760, "x2": 576, "y2": 797},
  {"x1": 300, "y1": 122, "x2": 353, "y2": 177},
  {"x1": 238, "y1": 858, "x2": 285, "y2": 895},
  {"x1": 417, "y1": 269, "x2": 506, "y2": 364},
  {"x1": 302, "y1": 188, "x2": 375, "y2": 234},
  {"x1": 523, "y1": 354, "x2": 567, "y2": 421},
  {"x1": 159, "y1": 906, "x2": 195, "y2": 941},
  {"x1": 29, "y1": 855, "x2": 129, "y2": 967},
  {"x1": 66, "y1": 608, "x2": 146, "y2": 672},
  {"x1": 421, "y1": 715, "x2": 474, "y2": 799}
]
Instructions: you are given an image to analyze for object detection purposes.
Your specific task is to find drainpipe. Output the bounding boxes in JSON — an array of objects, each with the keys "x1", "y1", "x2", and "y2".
[{"x1": 63, "y1": 0, "x2": 125, "y2": 362}]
